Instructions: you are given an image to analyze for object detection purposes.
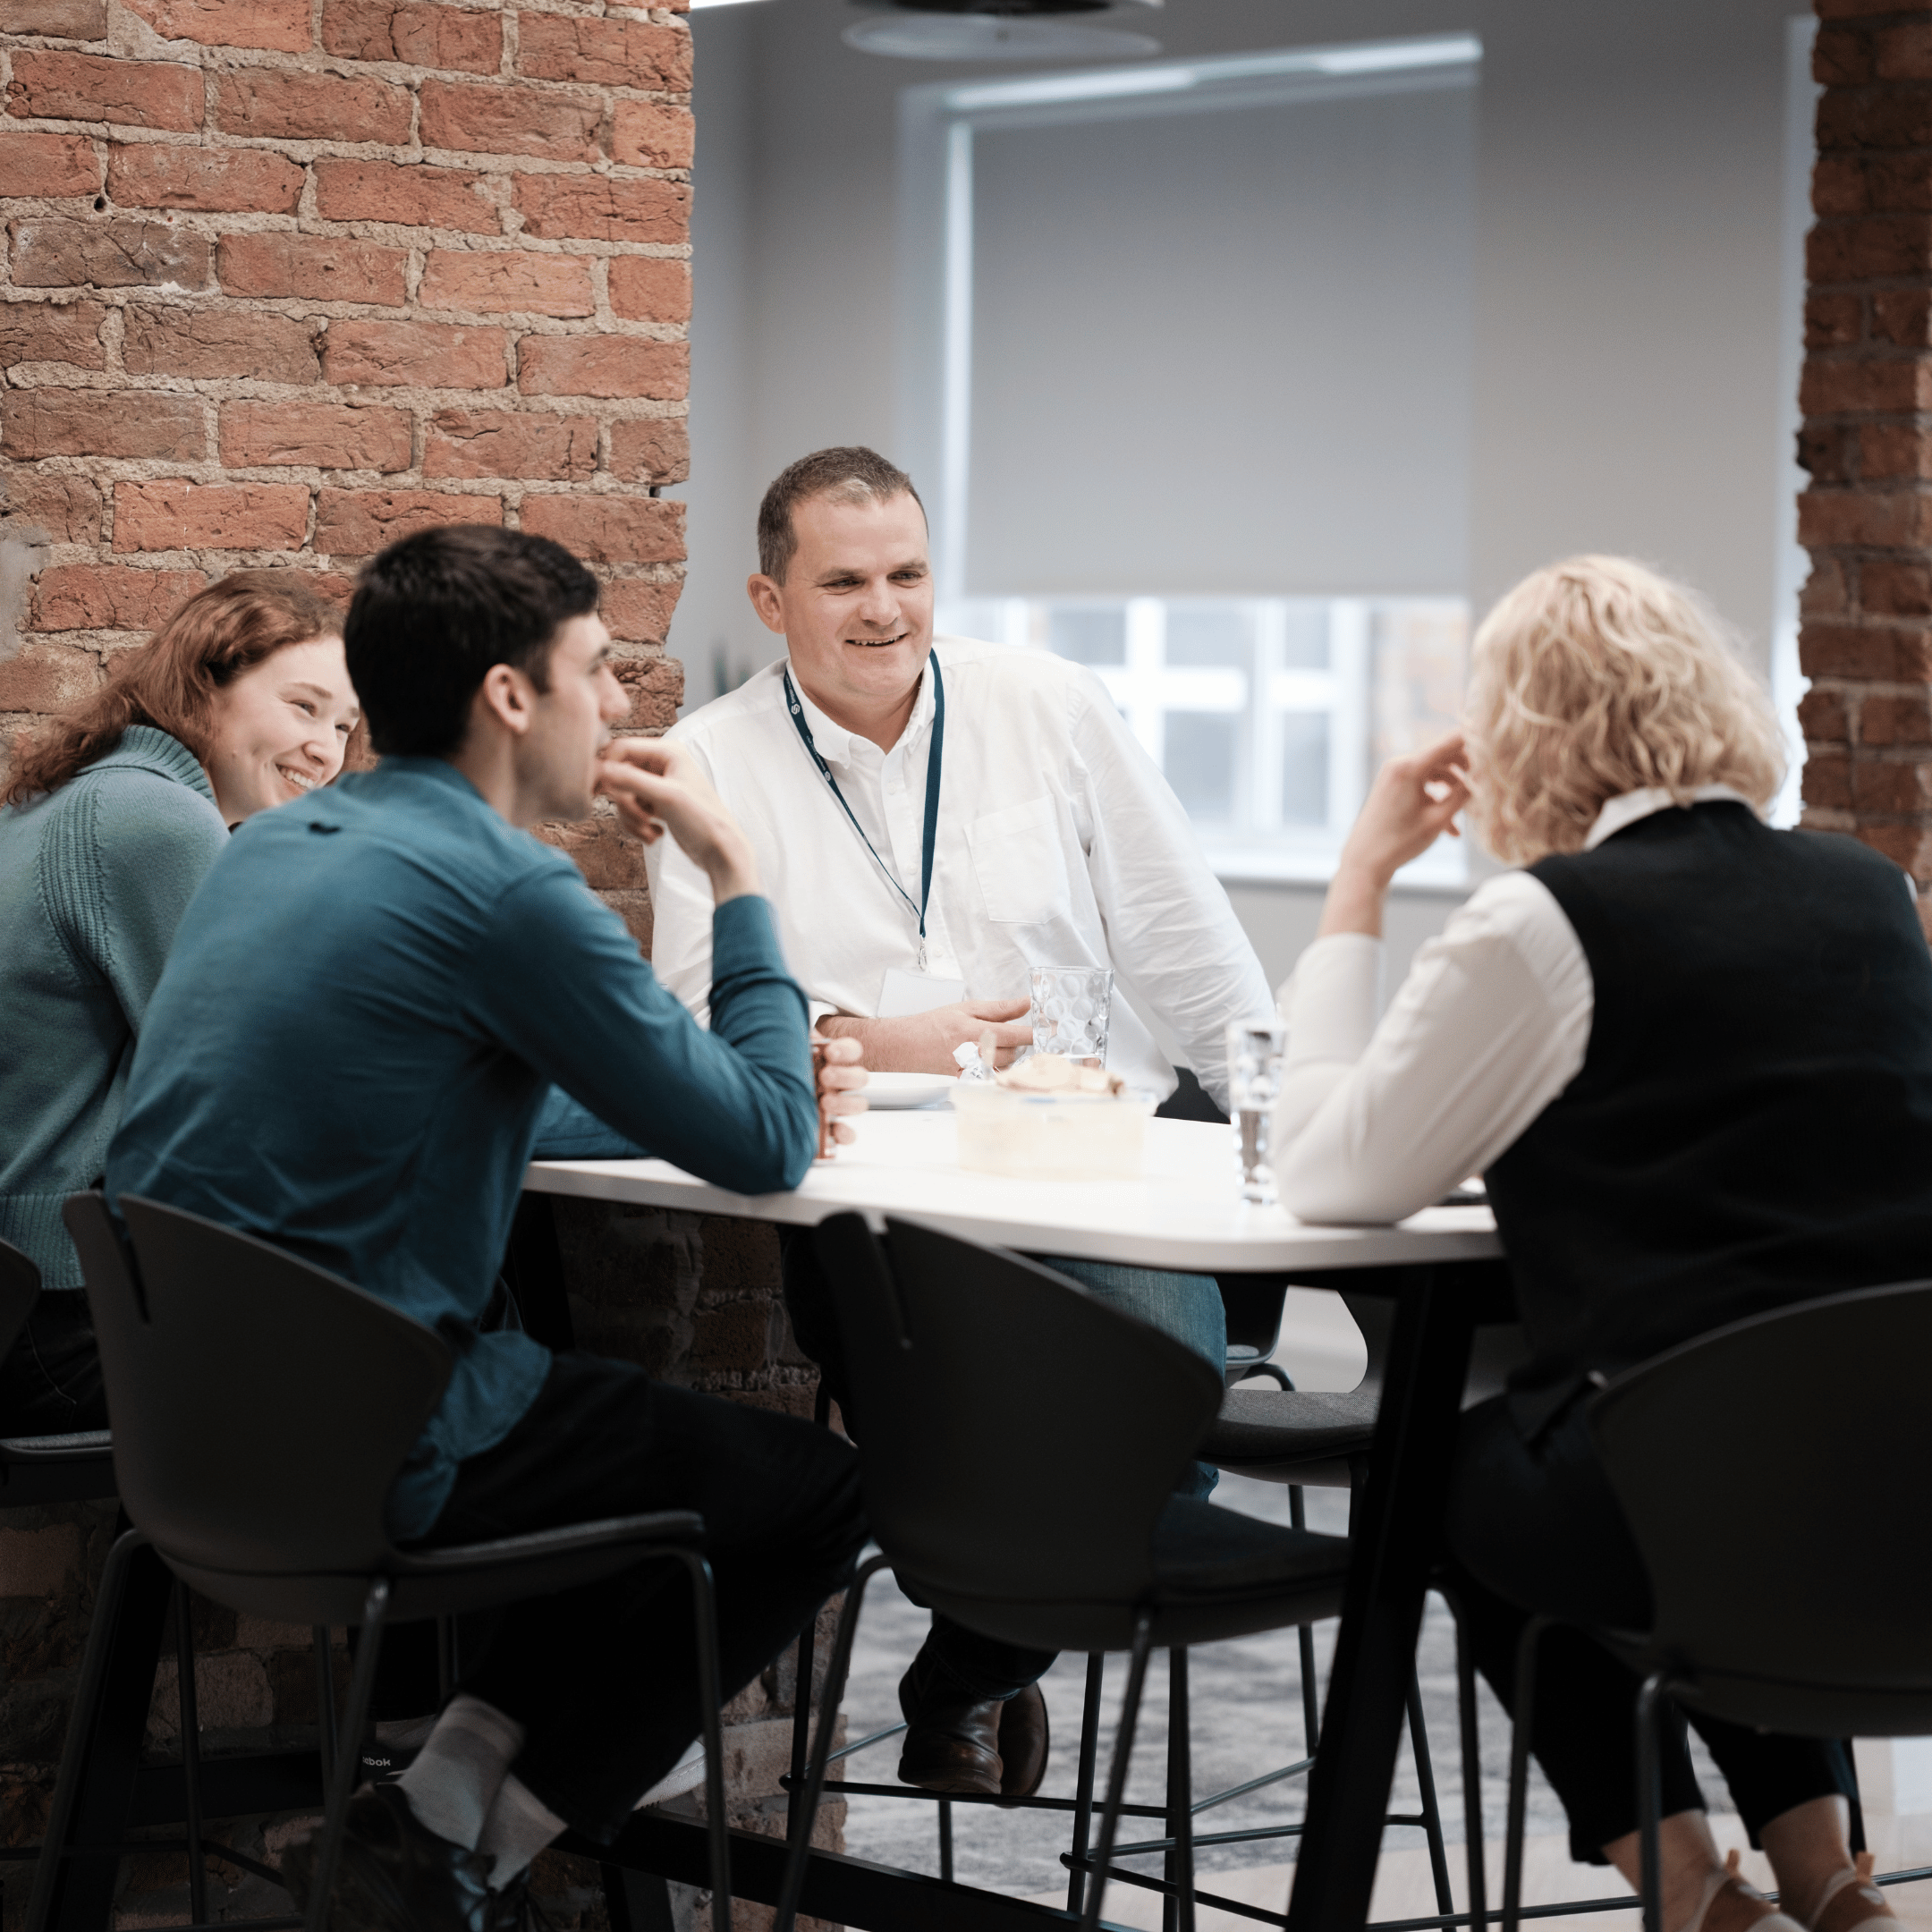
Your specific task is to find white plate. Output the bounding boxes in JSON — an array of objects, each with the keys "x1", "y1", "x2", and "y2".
[{"x1": 860, "y1": 1072, "x2": 957, "y2": 1111}]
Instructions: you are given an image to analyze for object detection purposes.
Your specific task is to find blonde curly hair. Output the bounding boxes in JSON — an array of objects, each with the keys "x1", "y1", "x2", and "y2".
[{"x1": 1463, "y1": 555, "x2": 1784, "y2": 867}]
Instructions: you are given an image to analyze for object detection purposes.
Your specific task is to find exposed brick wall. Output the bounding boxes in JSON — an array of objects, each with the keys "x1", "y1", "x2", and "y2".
[{"x1": 1799, "y1": 0, "x2": 1932, "y2": 929}]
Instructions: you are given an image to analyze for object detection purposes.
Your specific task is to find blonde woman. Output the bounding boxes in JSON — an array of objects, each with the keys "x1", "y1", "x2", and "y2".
[{"x1": 1272, "y1": 557, "x2": 1928, "y2": 1932}]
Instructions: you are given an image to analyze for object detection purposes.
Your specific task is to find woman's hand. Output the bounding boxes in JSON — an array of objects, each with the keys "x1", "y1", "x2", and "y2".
[{"x1": 1319, "y1": 733, "x2": 1470, "y2": 939}]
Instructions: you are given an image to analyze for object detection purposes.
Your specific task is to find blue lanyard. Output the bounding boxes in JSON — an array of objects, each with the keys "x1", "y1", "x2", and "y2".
[{"x1": 782, "y1": 651, "x2": 945, "y2": 970}]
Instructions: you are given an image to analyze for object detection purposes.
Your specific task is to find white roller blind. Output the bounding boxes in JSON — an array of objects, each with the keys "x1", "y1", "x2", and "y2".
[{"x1": 963, "y1": 74, "x2": 1477, "y2": 598}]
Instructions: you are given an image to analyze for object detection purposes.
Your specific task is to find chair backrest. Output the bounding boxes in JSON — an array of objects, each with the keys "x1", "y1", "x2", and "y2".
[
  {"x1": 65, "y1": 1192, "x2": 451, "y2": 1578},
  {"x1": 1589, "y1": 1280, "x2": 1932, "y2": 1693},
  {"x1": 814, "y1": 1213, "x2": 1224, "y2": 1604},
  {"x1": 0, "y1": 1238, "x2": 41, "y2": 1366}
]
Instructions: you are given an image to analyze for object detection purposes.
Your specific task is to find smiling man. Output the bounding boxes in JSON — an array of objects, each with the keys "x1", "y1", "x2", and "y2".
[
  {"x1": 107, "y1": 525, "x2": 866, "y2": 1932},
  {"x1": 648, "y1": 448, "x2": 1272, "y2": 1801}
]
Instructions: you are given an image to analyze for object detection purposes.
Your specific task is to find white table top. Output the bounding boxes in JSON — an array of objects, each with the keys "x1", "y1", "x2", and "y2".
[{"x1": 525, "y1": 1113, "x2": 1501, "y2": 1274}]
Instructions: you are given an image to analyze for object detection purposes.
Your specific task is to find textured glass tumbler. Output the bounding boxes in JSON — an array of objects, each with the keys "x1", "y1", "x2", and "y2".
[
  {"x1": 1030, "y1": 966, "x2": 1114, "y2": 1062},
  {"x1": 1226, "y1": 1019, "x2": 1286, "y2": 1204}
]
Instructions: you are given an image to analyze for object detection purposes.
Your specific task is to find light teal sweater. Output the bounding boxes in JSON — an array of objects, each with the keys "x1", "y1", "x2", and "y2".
[{"x1": 0, "y1": 727, "x2": 227, "y2": 1289}]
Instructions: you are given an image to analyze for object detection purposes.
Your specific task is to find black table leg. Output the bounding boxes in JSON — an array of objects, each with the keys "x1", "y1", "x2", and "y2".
[{"x1": 1284, "y1": 1260, "x2": 1485, "y2": 1932}]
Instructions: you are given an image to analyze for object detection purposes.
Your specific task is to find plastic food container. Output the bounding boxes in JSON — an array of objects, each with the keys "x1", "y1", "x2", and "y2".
[{"x1": 950, "y1": 1082, "x2": 1154, "y2": 1181}]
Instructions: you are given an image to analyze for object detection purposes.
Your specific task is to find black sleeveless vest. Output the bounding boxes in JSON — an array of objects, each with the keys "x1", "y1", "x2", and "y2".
[{"x1": 1486, "y1": 801, "x2": 1932, "y2": 1438}]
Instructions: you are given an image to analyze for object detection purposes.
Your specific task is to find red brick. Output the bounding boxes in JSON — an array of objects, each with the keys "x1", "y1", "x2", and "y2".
[
  {"x1": 1803, "y1": 554, "x2": 1852, "y2": 614},
  {"x1": 539, "y1": 815, "x2": 648, "y2": 890},
  {"x1": 106, "y1": 144, "x2": 303, "y2": 215},
  {"x1": 1860, "y1": 556, "x2": 1932, "y2": 615},
  {"x1": 611, "y1": 101, "x2": 694, "y2": 172},
  {"x1": 322, "y1": 318, "x2": 507, "y2": 388},
  {"x1": 0, "y1": 639, "x2": 102, "y2": 711},
  {"x1": 514, "y1": 175, "x2": 690, "y2": 246},
  {"x1": 1809, "y1": 215, "x2": 1932, "y2": 282},
  {"x1": 315, "y1": 487, "x2": 499, "y2": 555},
  {"x1": 1853, "y1": 823, "x2": 1932, "y2": 876},
  {"x1": 1804, "y1": 756, "x2": 1854, "y2": 813},
  {"x1": 1852, "y1": 760, "x2": 1932, "y2": 811},
  {"x1": 122, "y1": 304, "x2": 319, "y2": 383},
  {"x1": 2, "y1": 470, "x2": 104, "y2": 544},
  {"x1": 519, "y1": 335, "x2": 687, "y2": 400},
  {"x1": 1817, "y1": 90, "x2": 1932, "y2": 154},
  {"x1": 215, "y1": 68, "x2": 411, "y2": 145},
  {"x1": 220, "y1": 402, "x2": 411, "y2": 473},
  {"x1": 1876, "y1": 22, "x2": 1932, "y2": 79},
  {"x1": 114, "y1": 479, "x2": 309, "y2": 552},
  {"x1": 514, "y1": 13, "x2": 691, "y2": 90},
  {"x1": 0, "y1": 131, "x2": 100, "y2": 199},
  {"x1": 1811, "y1": 156, "x2": 1866, "y2": 219},
  {"x1": 1799, "y1": 687, "x2": 1850, "y2": 743},
  {"x1": 1861, "y1": 694, "x2": 1932, "y2": 745},
  {"x1": 5, "y1": 52, "x2": 201, "y2": 131},
  {"x1": 1815, "y1": 24, "x2": 1874, "y2": 84},
  {"x1": 422, "y1": 409, "x2": 597, "y2": 480},
  {"x1": 320, "y1": 0, "x2": 501, "y2": 70},
  {"x1": 1800, "y1": 357, "x2": 1932, "y2": 413},
  {"x1": 608, "y1": 416, "x2": 689, "y2": 484},
  {"x1": 601, "y1": 575, "x2": 680, "y2": 643},
  {"x1": 1798, "y1": 422, "x2": 1853, "y2": 486},
  {"x1": 1862, "y1": 422, "x2": 1932, "y2": 480},
  {"x1": 607, "y1": 257, "x2": 691, "y2": 326},
  {"x1": 613, "y1": 653, "x2": 681, "y2": 729},
  {"x1": 419, "y1": 250, "x2": 594, "y2": 318},
  {"x1": 219, "y1": 233, "x2": 408, "y2": 307},
  {"x1": 32, "y1": 564, "x2": 206, "y2": 631},
  {"x1": 1817, "y1": 0, "x2": 1894, "y2": 18},
  {"x1": 120, "y1": 0, "x2": 309, "y2": 51},
  {"x1": 1807, "y1": 292, "x2": 1864, "y2": 351},
  {"x1": 419, "y1": 80, "x2": 599, "y2": 165},
  {"x1": 520, "y1": 494, "x2": 682, "y2": 564},
  {"x1": 1875, "y1": 289, "x2": 1932, "y2": 347},
  {"x1": 1801, "y1": 620, "x2": 1932, "y2": 680},
  {"x1": 0, "y1": 0, "x2": 107, "y2": 35},
  {"x1": 1799, "y1": 489, "x2": 1932, "y2": 547},
  {"x1": 313, "y1": 159, "x2": 499, "y2": 234},
  {"x1": 2, "y1": 386, "x2": 203, "y2": 462},
  {"x1": 0, "y1": 300, "x2": 106, "y2": 370}
]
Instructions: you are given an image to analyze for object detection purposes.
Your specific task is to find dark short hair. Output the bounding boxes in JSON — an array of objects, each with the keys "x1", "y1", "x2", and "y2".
[
  {"x1": 757, "y1": 446, "x2": 925, "y2": 581},
  {"x1": 345, "y1": 525, "x2": 599, "y2": 758}
]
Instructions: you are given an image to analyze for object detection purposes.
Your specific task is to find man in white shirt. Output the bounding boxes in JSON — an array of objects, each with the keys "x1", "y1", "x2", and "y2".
[{"x1": 648, "y1": 446, "x2": 1273, "y2": 1801}]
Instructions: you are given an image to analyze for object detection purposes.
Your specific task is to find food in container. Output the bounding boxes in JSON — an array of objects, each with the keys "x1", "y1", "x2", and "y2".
[{"x1": 949, "y1": 1052, "x2": 1152, "y2": 1180}]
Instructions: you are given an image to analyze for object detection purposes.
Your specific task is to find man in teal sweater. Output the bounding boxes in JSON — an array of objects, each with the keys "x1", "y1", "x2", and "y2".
[{"x1": 108, "y1": 527, "x2": 866, "y2": 1932}]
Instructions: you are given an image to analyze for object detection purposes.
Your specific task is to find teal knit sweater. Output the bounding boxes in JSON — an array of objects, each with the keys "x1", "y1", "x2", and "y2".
[{"x1": 0, "y1": 727, "x2": 226, "y2": 1289}]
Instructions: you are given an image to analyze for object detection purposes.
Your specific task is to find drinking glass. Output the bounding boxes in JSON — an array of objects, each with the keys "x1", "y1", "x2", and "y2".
[
  {"x1": 1225, "y1": 1019, "x2": 1286, "y2": 1204},
  {"x1": 1030, "y1": 966, "x2": 1114, "y2": 1063}
]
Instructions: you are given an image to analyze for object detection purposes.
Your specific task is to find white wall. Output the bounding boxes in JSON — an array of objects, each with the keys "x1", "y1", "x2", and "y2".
[{"x1": 672, "y1": 0, "x2": 1804, "y2": 976}]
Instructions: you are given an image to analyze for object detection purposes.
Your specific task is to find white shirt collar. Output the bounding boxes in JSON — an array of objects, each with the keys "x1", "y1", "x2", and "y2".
[
  {"x1": 1583, "y1": 783, "x2": 1758, "y2": 852},
  {"x1": 783, "y1": 654, "x2": 936, "y2": 767}
]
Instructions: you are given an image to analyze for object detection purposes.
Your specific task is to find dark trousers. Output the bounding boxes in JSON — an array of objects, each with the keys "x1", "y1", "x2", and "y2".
[
  {"x1": 419, "y1": 1352, "x2": 867, "y2": 1843},
  {"x1": 1445, "y1": 1394, "x2": 1854, "y2": 1863},
  {"x1": 0, "y1": 1290, "x2": 107, "y2": 1433}
]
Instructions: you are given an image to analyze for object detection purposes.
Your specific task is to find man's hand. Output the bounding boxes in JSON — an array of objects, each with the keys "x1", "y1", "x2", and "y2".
[
  {"x1": 819, "y1": 996, "x2": 1032, "y2": 1075},
  {"x1": 597, "y1": 738, "x2": 761, "y2": 904},
  {"x1": 814, "y1": 1031, "x2": 869, "y2": 1148},
  {"x1": 1318, "y1": 732, "x2": 1470, "y2": 940}
]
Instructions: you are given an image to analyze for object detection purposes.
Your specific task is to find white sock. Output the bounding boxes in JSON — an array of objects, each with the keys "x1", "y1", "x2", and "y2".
[
  {"x1": 478, "y1": 1773, "x2": 567, "y2": 1890},
  {"x1": 394, "y1": 1694, "x2": 526, "y2": 1852}
]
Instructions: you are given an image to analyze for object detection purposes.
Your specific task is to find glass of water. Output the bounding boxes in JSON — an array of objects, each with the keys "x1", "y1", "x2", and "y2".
[
  {"x1": 1225, "y1": 1019, "x2": 1286, "y2": 1204},
  {"x1": 1030, "y1": 966, "x2": 1114, "y2": 1063}
]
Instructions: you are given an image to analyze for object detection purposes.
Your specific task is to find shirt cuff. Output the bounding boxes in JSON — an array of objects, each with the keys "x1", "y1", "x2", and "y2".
[
  {"x1": 1282, "y1": 932, "x2": 1383, "y2": 1065},
  {"x1": 710, "y1": 893, "x2": 784, "y2": 979}
]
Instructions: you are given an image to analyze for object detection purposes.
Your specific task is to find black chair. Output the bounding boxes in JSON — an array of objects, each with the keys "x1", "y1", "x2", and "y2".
[
  {"x1": 776, "y1": 1213, "x2": 1356, "y2": 1932},
  {"x1": 0, "y1": 1235, "x2": 116, "y2": 1504},
  {"x1": 1500, "y1": 1282, "x2": 1932, "y2": 1932},
  {"x1": 33, "y1": 1193, "x2": 735, "y2": 1932}
]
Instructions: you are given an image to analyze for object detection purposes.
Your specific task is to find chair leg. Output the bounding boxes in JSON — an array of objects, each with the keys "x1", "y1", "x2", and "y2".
[
  {"x1": 1164, "y1": 1648, "x2": 1197, "y2": 1932},
  {"x1": 303, "y1": 1580, "x2": 392, "y2": 1932},
  {"x1": 667, "y1": 1550, "x2": 734, "y2": 1932},
  {"x1": 1636, "y1": 1673, "x2": 1670, "y2": 1932},
  {"x1": 1407, "y1": 1660, "x2": 1455, "y2": 1918},
  {"x1": 936, "y1": 1799, "x2": 954, "y2": 1883},
  {"x1": 1448, "y1": 1589, "x2": 1487, "y2": 1932},
  {"x1": 1501, "y1": 1614, "x2": 1553, "y2": 1932},
  {"x1": 1287, "y1": 1488, "x2": 1322, "y2": 1754},
  {"x1": 1080, "y1": 1612, "x2": 1157, "y2": 1932},
  {"x1": 28, "y1": 1529, "x2": 157, "y2": 1932},
  {"x1": 1065, "y1": 1654, "x2": 1106, "y2": 1919},
  {"x1": 775, "y1": 1551, "x2": 892, "y2": 1932},
  {"x1": 173, "y1": 1579, "x2": 208, "y2": 1927},
  {"x1": 786, "y1": 1376, "x2": 835, "y2": 1843},
  {"x1": 312, "y1": 1627, "x2": 338, "y2": 1796}
]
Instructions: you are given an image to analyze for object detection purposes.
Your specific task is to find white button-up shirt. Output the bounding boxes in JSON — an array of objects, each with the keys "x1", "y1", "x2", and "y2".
[{"x1": 646, "y1": 635, "x2": 1273, "y2": 1106}]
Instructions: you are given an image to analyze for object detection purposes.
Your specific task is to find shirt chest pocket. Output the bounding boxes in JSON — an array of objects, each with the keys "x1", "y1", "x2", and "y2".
[{"x1": 965, "y1": 795, "x2": 1070, "y2": 927}]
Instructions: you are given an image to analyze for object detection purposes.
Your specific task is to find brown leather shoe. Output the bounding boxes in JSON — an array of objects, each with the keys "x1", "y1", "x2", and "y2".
[
  {"x1": 896, "y1": 1650, "x2": 1004, "y2": 1795},
  {"x1": 995, "y1": 1681, "x2": 1049, "y2": 1805}
]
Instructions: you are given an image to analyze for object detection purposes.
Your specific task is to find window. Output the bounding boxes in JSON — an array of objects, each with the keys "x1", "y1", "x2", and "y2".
[{"x1": 900, "y1": 34, "x2": 1481, "y2": 882}]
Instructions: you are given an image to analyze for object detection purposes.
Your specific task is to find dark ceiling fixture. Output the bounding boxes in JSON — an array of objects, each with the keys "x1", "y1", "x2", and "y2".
[{"x1": 844, "y1": 0, "x2": 1161, "y2": 59}]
